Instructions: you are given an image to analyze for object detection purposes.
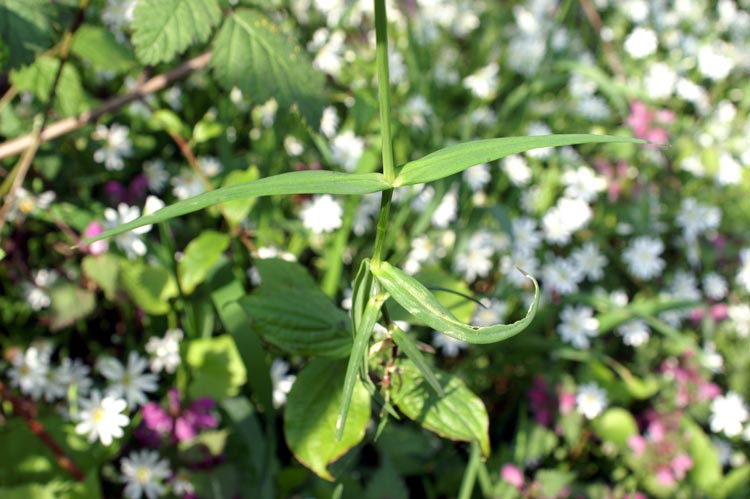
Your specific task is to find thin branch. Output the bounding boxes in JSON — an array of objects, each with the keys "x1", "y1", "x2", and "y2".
[
  {"x1": 0, "y1": 52, "x2": 213, "y2": 161},
  {"x1": 0, "y1": 381, "x2": 85, "y2": 482}
]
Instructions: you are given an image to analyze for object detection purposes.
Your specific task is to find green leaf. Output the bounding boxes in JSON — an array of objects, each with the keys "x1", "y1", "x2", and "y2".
[
  {"x1": 81, "y1": 253, "x2": 120, "y2": 300},
  {"x1": 120, "y1": 261, "x2": 179, "y2": 315},
  {"x1": 394, "y1": 134, "x2": 645, "y2": 187},
  {"x1": 132, "y1": 0, "x2": 221, "y2": 65},
  {"x1": 10, "y1": 56, "x2": 88, "y2": 117},
  {"x1": 150, "y1": 109, "x2": 191, "y2": 138},
  {"x1": 684, "y1": 416, "x2": 722, "y2": 490},
  {"x1": 178, "y1": 230, "x2": 230, "y2": 295},
  {"x1": 0, "y1": 0, "x2": 52, "y2": 70},
  {"x1": 186, "y1": 335, "x2": 248, "y2": 400},
  {"x1": 285, "y1": 359, "x2": 370, "y2": 481},
  {"x1": 372, "y1": 261, "x2": 539, "y2": 344},
  {"x1": 390, "y1": 326, "x2": 443, "y2": 396},
  {"x1": 392, "y1": 359, "x2": 490, "y2": 456},
  {"x1": 713, "y1": 465, "x2": 750, "y2": 499},
  {"x1": 535, "y1": 470, "x2": 576, "y2": 498},
  {"x1": 388, "y1": 268, "x2": 477, "y2": 325},
  {"x1": 49, "y1": 285, "x2": 96, "y2": 331},
  {"x1": 81, "y1": 170, "x2": 390, "y2": 245},
  {"x1": 211, "y1": 8, "x2": 326, "y2": 126},
  {"x1": 254, "y1": 258, "x2": 318, "y2": 290},
  {"x1": 220, "y1": 166, "x2": 260, "y2": 227},
  {"x1": 71, "y1": 25, "x2": 135, "y2": 73},
  {"x1": 237, "y1": 287, "x2": 353, "y2": 358},
  {"x1": 591, "y1": 407, "x2": 638, "y2": 451}
]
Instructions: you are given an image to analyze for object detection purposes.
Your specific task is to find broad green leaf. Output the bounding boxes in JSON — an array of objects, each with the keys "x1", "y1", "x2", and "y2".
[
  {"x1": 238, "y1": 287, "x2": 353, "y2": 358},
  {"x1": 392, "y1": 359, "x2": 490, "y2": 456},
  {"x1": 394, "y1": 134, "x2": 645, "y2": 187},
  {"x1": 513, "y1": 416, "x2": 558, "y2": 464},
  {"x1": 254, "y1": 258, "x2": 317, "y2": 290},
  {"x1": 71, "y1": 25, "x2": 135, "y2": 73},
  {"x1": 49, "y1": 285, "x2": 96, "y2": 331},
  {"x1": 211, "y1": 8, "x2": 326, "y2": 126},
  {"x1": 684, "y1": 416, "x2": 722, "y2": 489},
  {"x1": 220, "y1": 166, "x2": 260, "y2": 227},
  {"x1": 132, "y1": 0, "x2": 221, "y2": 65},
  {"x1": 81, "y1": 170, "x2": 390, "y2": 245},
  {"x1": 390, "y1": 326, "x2": 443, "y2": 396},
  {"x1": 372, "y1": 261, "x2": 539, "y2": 344},
  {"x1": 0, "y1": 0, "x2": 52, "y2": 70},
  {"x1": 150, "y1": 109, "x2": 191, "y2": 138},
  {"x1": 375, "y1": 424, "x2": 438, "y2": 475},
  {"x1": 713, "y1": 465, "x2": 750, "y2": 499},
  {"x1": 178, "y1": 231, "x2": 230, "y2": 295},
  {"x1": 365, "y1": 458, "x2": 409, "y2": 499},
  {"x1": 591, "y1": 407, "x2": 638, "y2": 450},
  {"x1": 120, "y1": 261, "x2": 179, "y2": 315},
  {"x1": 535, "y1": 470, "x2": 576, "y2": 498},
  {"x1": 186, "y1": 335, "x2": 248, "y2": 400},
  {"x1": 10, "y1": 56, "x2": 88, "y2": 117},
  {"x1": 81, "y1": 253, "x2": 120, "y2": 301},
  {"x1": 193, "y1": 119, "x2": 224, "y2": 144},
  {"x1": 285, "y1": 359, "x2": 369, "y2": 481}
]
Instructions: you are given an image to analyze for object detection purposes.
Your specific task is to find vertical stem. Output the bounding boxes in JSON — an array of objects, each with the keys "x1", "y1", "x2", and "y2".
[
  {"x1": 458, "y1": 443, "x2": 481, "y2": 499},
  {"x1": 371, "y1": 0, "x2": 395, "y2": 265}
]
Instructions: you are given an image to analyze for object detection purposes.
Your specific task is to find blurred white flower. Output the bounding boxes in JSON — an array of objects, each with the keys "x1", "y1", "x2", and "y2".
[
  {"x1": 104, "y1": 203, "x2": 150, "y2": 259},
  {"x1": 143, "y1": 159, "x2": 169, "y2": 193},
  {"x1": 198, "y1": 156, "x2": 222, "y2": 177},
  {"x1": 320, "y1": 106, "x2": 339, "y2": 138},
  {"x1": 736, "y1": 249, "x2": 750, "y2": 295},
  {"x1": 576, "y1": 382, "x2": 608, "y2": 419},
  {"x1": 558, "y1": 305, "x2": 598, "y2": 349},
  {"x1": 472, "y1": 298, "x2": 508, "y2": 327},
  {"x1": 300, "y1": 195, "x2": 343, "y2": 234},
  {"x1": 624, "y1": 27, "x2": 658, "y2": 59},
  {"x1": 501, "y1": 154, "x2": 532, "y2": 186},
  {"x1": 271, "y1": 359, "x2": 296, "y2": 408},
  {"x1": 7, "y1": 345, "x2": 50, "y2": 400},
  {"x1": 431, "y1": 187, "x2": 458, "y2": 228},
  {"x1": 644, "y1": 62, "x2": 677, "y2": 100},
  {"x1": 432, "y1": 331, "x2": 468, "y2": 358},
  {"x1": 710, "y1": 392, "x2": 749, "y2": 438},
  {"x1": 310, "y1": 28, "x2": 346, "y2": 77},
  {"x1": 145, "y1": 329, "x2": 183, "y2": 374},
  {"x1": 542, "y1": 197, "x2": 593, "y2": 246},
  {"x1": 622, "y1": 236, "x2": 665, "y2": 280},
  {"x1": 404, "y1": 95, "x2": 433, "y2": 130},
  {"x1": 561, "y1": 166, "x2": 606, "y2": 202},
  {"x1": 502, "y1": 250, "x2": 540, "y2": 287},
  {"x1": 511, "y1": 217, "x2": 542, "y2": 254},
  {"x1": 463, "y1": 62, "x2": 499, "y2": 100},
  {"x1": 571, "y1": 242, "x2": 608, "y2": 281},
  {"x1": 454, "y1": 244, "x2": 493, "y2": 282},
  {"x1": 93, "y1": 123, "x2": 133, "y2": 171},
  {"x1": 716, "y1": 153, "x2": 742, "y2": 186},
  {"x1": 98, "y1": 352, "x2": 158, "y2": 408},
  {"x1": 23, "y1": 269, "x2": 58, "y2": 311},
  {"x1": 677, "y1": 198, "x2": 721, "y2": 239},
  {"x1": 697, "y1": 43, "x2": 734, "y2": 80},
  {"x1": 617, "y1": 320, "x2": 651, "y2": 347},
  {"x1": 541, "y1": 256, "x2": 584, "y2": 295},
  {"x1": 58, "y1": 357, "x2": 93, "y2": 396},
  {"x1": 352, "y1": 192, "x2": 381, "y2": 236},
  {"x1": 284, "y1": 136, "x2": 305, "y2": 157},
  {"x1": 331, "y1": 131, "x2": 365, "y2": 172},
  {"x1": 702, "y1": 272, "x2": 728, "y2": 300},
  {"x1": 102, "y1": 0, "x2": 137, "y2": 39},
  {"x1": 75, "y1": 391, "x2": 130, "y2": 446},
  {"x1": 171, "y1": 170, "x2": 205, "y2": 201},
  {"x1": 120, "y1": 449, "x2": 171, "y2": 499}
]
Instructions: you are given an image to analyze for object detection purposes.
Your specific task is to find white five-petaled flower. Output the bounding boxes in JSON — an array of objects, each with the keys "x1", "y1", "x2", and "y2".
[
  {"x1": 93, "y1": 123, "x2": 133, "y2": 171},
  {"x1": 300, "y1": 195, "x2": 343, "y2": 234},
  {"x1": 104, "y1": 203, "x2": 151, "y2": 259},
  {"x1": 541, "y1": 256, "x2": 584, "y2": 296},
  {"x1": 330, "y1": 131, "x2": 365, "y2": 172},
  {"x1": 617, "y1": 319, "x2": 651, "y2": 347},
  {"x1": 576, "y1": 382, "x2": 608, "y2": 419},
  {"x1": 75, "y1": 391, "x2": 130, "y2": 446},
  {"x1": 144, "y1": 329, "x2": 183, "y2": 374},
  {"x1": 561, "y1": 166, "x2": 607, "y2": 202},
  {"x1": 557, "y1": 305, "x2": 599, "y2": 349},
  {"x1": 120, "y1": 449, "x2": 171, "y2": 499},
  {"x1": 7, "y1": 345, "x2": 50, "y2": 400},
  {"x1": 98, "y1": 352, "x2": 158, "y2": 408},
  {"x1": 622, "y1": 236, "x2": 665, "y2": 280},
  {"x1": 710, "y1": 392, "x2": 749, "y2": 438},
  {"x1": 571, "y1": 242, "x2": 608, "y2": 281},
  {"x1": 432, "y1": 331, "x2": 469, "y2": 358},
  {"x1": 270, "y1": 359, "x2": 296, "y2": 408}
]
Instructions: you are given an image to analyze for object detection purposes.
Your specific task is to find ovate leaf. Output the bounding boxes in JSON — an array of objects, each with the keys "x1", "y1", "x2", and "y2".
[
  {"x1": 82, "y1": 170, "x2": 390, "y2": 245},
  {"x1": 392, "y1": 359, "x2": 490, "y2": 456},
  {"x1": 394, "y1": 134, "x2": 645, "y2": 186},
  {"x1": 285, "y1": 359, "x2": 369, "y2": 481},
  {"x1": 186, "y1": 335, "x2": 248, "y2": 400},
  {"x1": 120, "y1": 261, "x2": 178, "y2": 315},
  {"x1": 0, "y1": 0, "x2": 52, "y2": 70},
  {"x1": 684, "y1": 416, "x2": 722, "y2": 489},
  {"x1": 81, "y1": 253, "x2": 120, "y2": 300},
  {"x1": 211, "y1": 8, "x2": 326, "y2": 126},
  {"x1": 71, "y1": 25, "x2": 135, "y2": 73},
  {"x1": 132, "y1": 0, "x2": 221, "y2": 65},
  {"x1": 178, "y1": 230, "x2": 230, "y2": 295},
  {"x1": 591, "y1": 407, "x2": 638, "y2": 451},
  {"x1": 372, "y1": 261, "x2": 539, "y2": 344},
  {"x1": 10, "y1": 56, "x2": 88, "y2": 117},
  {"x1": 49, "y1": 285, "x2": 96, "y2": 331}
]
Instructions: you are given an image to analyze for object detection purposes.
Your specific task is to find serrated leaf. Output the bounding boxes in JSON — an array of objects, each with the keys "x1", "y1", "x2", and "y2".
[
  {"x1": 71, "y1": 25, "x2": 135, "y2": 73},
  {"x1": 10, "y1": 56, "x2": 88, "y2": 117},
  {"x1": 178, "y1": 230, "x2": 230, "y2": 295},
  {"x1": 186, "y1": 335, "x2": 248, "y2": 400},
  {"x1": 394, "y1": 135, "x2": 646, "y2": 187},
  {"x1": 132, "y1": 0, "x2": 221, "y2": 65},
  {"x1": 591, "y1": 407, "x2": 638, "y2": 450},
  {"x1": 49, "y1": 285, "x2": 96, "y2": 331},
  {"x1": 285, "y1": 359, "x2": 369, "y2": 481},
  {"x1": 372, "y1": 261, "x2": 539, "y2": 344},
  {"x1": 0, "y1": 0, "x2": 52, "y2": 70},
  {"x1": 81, "y1": 170, "x2": 390, "y2": 245},
  {"x1": 254, "y1": 258, "x2": 318, "y2": 290},
  {"x1": 392, "y1": 359, "x2": 490, "y2": 456},
  {"x1": 120, "y1": 261, "x2": 178, "y2": 315},
  {"x1": 211, "y1": 8, "x2": 326, "y2": 126},
  {"x1": 81, "y1": 253, "x2": 120, "y2": 300}
]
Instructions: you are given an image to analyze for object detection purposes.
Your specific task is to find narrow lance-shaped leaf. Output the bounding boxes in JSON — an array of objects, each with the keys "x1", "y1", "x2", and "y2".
[
  {"x1": 80, "y1": 170, "x2": 390, "y2": 245},
  {"x1": 389, "y1": 325, "x2": 443, "y2": 396},
  {"x1": 372, "y1": 261, "x2": 539, "y2": 344},
  {"x1": 394, "y1": 134, "x2": 646, "y2": 186}
]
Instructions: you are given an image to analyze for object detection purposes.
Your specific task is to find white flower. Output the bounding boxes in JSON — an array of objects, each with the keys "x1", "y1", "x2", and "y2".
[
  {"x1": 710, "y1": 392, "x2": 749, "y2": 438},
  {"x1": 330, "y1": 131, "x2": 365, "y2": 172},
  {"x1": 197, "y1": 156, "x2": 222, "y2": 177},
  {"x1": 102, "y1": 0, "x2": 137, "y2": 38},
  {"x1": 75, "y1": 391, "x2": 130, "y2": 446},
  {"x1": 432, "y1": 331, "x2": 468, "y2": 358},
  {"x1": 542, "y1": 197, "x2": 593, "y2": 246},
  {"x1": 104, "y1": 203, "x2": 151, "y2": 259},
  {"x1": 716, "y1": 153, "x2": 742, "y2": 186},
  {"x1": 171, "y1": 170, "x2": 205, "y2": 201},
  {"x1": 697, "y1": 43, "x2": 734, "y2": 81},
  {"x1": 454, "y1": 244, "x2": 493, "y2": 282},
  {"x1": 7, "y1": 345, "x2": 50, "y2": 399},
  {"x1": 541, "y1": 256, "x2": 583, "y2": 295},
  {"x1": 388, "y1": 49, "x2": 407, "y2": 84},
  {"x1": 58, "y1": 357, "x2": 93, "y2": 396},
  {"x1": 300, "y1": 195, "x2": 343, "y2": 234},
  {"x1": 431, "y1": 187, "x2": 458, "y2": 228},
  {"x1": 644, "y1": 62, "x2": 677, "y2": 100},
  {"x1": 558, "y1": 305, "x2": 599, "y2": 349},
  {"x1": 271, "y1": 359, "x2": 296, "y2": 408},
  {"x1": 576, "y1": 96, "x2": 611, "y2": 120},
  {"x1": 738, "y1": 249, "x2": 750, "y2": 294},
  {"x1": 93, "y1": 123, "x2": 133, "y2": 171},
  {"x1": 284, "y1": 136, "x2": 305, "y2": 157},
  {"x1": 617, "y1": 320, "x2": 650, "y2": 347},
  {"x1": 120, "y1": 449, "x2": 171, "y2": 499},
  {"x1": 677, "y1": 198, "x2": 721, "y2": 239},
  {"x1": 352, "y1": 192, "x2": 381, "y2": 236},
  {"x1": 702, "y1": 341, "x2": 724, "y2": 374},
  {"x1": 561, "y1": 166, "x2": 606, "y2": 202},
  {"x1": 463, "y1": 163, "x2": 491, "y2": 192},
  {"x1": 622, "y1": 236, "x2": 665, "y2": 280},
  {"x1": 171, "y1": 470, "x2": 194, "y2": 497},
  {"x1": 571, "y1": 242, "x2": 608, "y2": 281},
  {"x1": 320, "y1": 106, "x2": 339, "y2": 138},
  {"x1": 98, "y1": 352, "x2": 158, "y2": 408},
  {"x1": 145, "y1": 329, "x2": 183, "y2": 374},
  {"x1": 576, "y1": 382, "x2": 608, "y2": 419},
  {"x1": 502, "y1": 250, "x2": 540, "y2": 287},
  {"x1": 463, "y1": 62, "x2": 499, "y2": 100},
  {"x1": 501, "y1": 154, "x2": 532, "y2": 186},
  {"x1": 23, "y1": 268, "x2": 58, "y2": 311},
  {"x1": 511, "y1": 217, "x2": 543, "y2": 254},
  {"x1": 143, "y1": 160, "x2": 169, "y2": 193},
  {"x1": 404, "y1": 95, "x2": 433, "y2": 130},
  {"x1": 728, "y1": 304, "x2": 750, "y2": 338},
  {"x1": 310, "y1": 28, "x2": 345, "y2": 77},
  {"x1": 472, "y1": 299, "x2": 508, "y2": 327},
  {"x1": 624, "y1": 27, "x2": 658, "y2": 59},
  {"x1": 702, "y1": 273, "x2": 727, "y2": 301}
]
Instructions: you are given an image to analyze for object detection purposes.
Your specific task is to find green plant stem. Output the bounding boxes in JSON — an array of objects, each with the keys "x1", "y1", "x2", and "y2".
[
  {"x1": 458, "y1": 443, "x2": 481, "y2": 499},
  {"x1": 371, "y1": 189, "x2": 392, "y2": 265}
]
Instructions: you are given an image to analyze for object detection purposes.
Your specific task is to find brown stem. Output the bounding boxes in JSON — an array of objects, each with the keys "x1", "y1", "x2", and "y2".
[{"x1": 0, "y1": 381, "x2": 85, "y2": 482}]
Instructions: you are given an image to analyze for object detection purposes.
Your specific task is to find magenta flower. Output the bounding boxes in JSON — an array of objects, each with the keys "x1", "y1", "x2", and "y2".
[
  {"x1": 500, "y1": 464, "x2": 524, "y2": 489},
  {"x1": 628, "y1": 434, "x2": 648, "y2": 457},
  {"x1": 670, "y1": 453, "x2": 693, "y2": 480},
  {"x1": 82, "y1": 221, "x2": 109, "y2": 255},
  {"x1": 135, "y1": 389, "x2": 218, "y2": 446},
  {"x1": 625, "y1": 100, "x2": 674, "y2": 144},
  {"x1": 656, "y1": 466, "x2": 675, "y2": 487},
  {"x1": 558, "y1": 388, "x2": 576, "y2": 415}
]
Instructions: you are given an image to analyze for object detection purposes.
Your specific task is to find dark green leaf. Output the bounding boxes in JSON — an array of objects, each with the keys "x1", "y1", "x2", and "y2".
[
  {"x1": 0, "y1": 0, "x2": 52, "y2": 70},
  {"x1": 71, "y1": 25, "x2": 135, "y2": 73},
  {"x1": 186, "y1": 335, "x2": 248, "y2": 400},
  {"x1": 10, "y1": 56, "x2": 89, "y2": 117}
]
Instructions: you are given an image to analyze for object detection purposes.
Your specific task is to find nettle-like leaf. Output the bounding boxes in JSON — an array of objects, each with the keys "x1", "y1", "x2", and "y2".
[
  {"x1": 393, "y1": 134, "x2": 646, "y2": 186},
  {"x1": 71, "y1": 25, "x2": 136, "y2": 74},
  {"x1": 285, "y1": 359, "x2": 370, "y2": 481},
  {"x1": 10, "y1": 56, "x2": 89, "y2": 117},
  {"x1": 392, "y1": 359, "x2": 490, "y2": 457},
  {"x1": 0, "y1": 0, "x2": 52, "y2": 70},
  {"x1": 81, "y1": 170, "x2": 390, "y2": 245},
  {"x1": 211, "y1": 8, "x2": 326, "y2": 126},
  {"x1": 372, "y1": 261, "x2": 539, "y2": 344},
  {"x1": 132, "y1": 0, "x2": 221, "y2": 65}
]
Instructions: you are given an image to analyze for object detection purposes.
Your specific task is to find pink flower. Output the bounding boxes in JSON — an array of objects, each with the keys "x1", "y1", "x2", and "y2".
[
  {"x1": 82, "y1": 221, "x2": 109, "y2": 255},
  {"x1": 647, "y1": 420, "x2": 665, "y2": 443},
  {"x1": 501, "y1": 464, "x2": 524, "y2": 489},
  {"x1": 625, "y1": 100, "x2": 674, "y2": 144},
  {"x1": 628, "y1": 435, "x2": 648, "y2": 457},
  {"x1": 656, "y1": 466, "x2": 675, "y2": 487},
  {"x1": 710, "y1": 303, "x2": 729, "y2": 321},
  {"x1": 559, "y1": 389, "x2": 576, "y2": 414},
  {"x1": 670, "y1": 454, "x2": 693, "y2": 479}
]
